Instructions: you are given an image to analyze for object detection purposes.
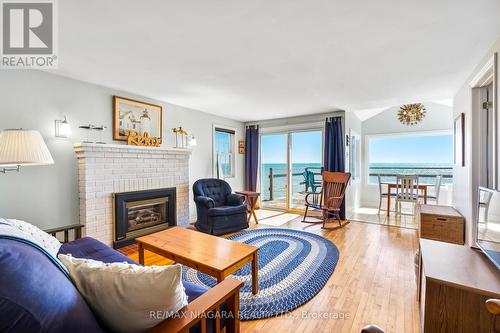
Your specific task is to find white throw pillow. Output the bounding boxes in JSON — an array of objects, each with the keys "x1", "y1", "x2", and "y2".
[
  {"x1": 58, "y1": 254, "x2": 188, "y2": 333},
  {"x1": 1, "y1": 218, "x2": 61, "y2": 257}
]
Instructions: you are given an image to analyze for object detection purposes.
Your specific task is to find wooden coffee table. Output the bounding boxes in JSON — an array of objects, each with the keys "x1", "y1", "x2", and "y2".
[{"x1": 136, "y1": 227, "x2": 259, "y2": 295}]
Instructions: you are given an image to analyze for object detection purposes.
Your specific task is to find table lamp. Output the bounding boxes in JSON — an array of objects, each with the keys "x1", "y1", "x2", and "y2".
[{"x1": 0, "y1": 129, "x2": 54, "y2": 173}]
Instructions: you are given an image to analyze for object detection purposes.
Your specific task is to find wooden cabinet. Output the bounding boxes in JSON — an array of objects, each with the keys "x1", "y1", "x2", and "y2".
[
  {"x1": 417, "y1": 204, "x2": 464, "y2": 244},
  {"x1": 419, "y1": 239, "x2": 500, "y2": 333}
]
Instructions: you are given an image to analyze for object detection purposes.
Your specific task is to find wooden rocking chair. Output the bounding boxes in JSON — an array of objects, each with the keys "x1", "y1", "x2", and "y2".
[{"x1": 320, "y1": 171, "x2": 351, "y2": 228}]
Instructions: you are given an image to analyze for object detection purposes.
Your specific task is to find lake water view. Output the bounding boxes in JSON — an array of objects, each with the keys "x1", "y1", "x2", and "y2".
[{"x1": 261, "y1": 162, "x2": 453, "y2": 201}]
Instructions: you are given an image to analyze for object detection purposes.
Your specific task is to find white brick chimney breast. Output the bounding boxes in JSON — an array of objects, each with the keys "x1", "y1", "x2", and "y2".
[{"x1": 74, "y1": 143, "x2": 191, "y2": 246}]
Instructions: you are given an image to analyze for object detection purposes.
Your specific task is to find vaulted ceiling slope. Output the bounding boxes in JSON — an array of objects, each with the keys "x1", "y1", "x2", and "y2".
[{"x1": 53, "y1": 0, "x2": 500, "y2": 121}]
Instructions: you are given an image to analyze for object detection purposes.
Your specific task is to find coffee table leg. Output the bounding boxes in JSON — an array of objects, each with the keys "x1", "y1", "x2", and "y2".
[
  {"x1": 252, "y1": 252, "x2": 258, "y2": 295},
  {"x1": 217, "y1": 272, "x2": 225, "y2": 283},
  {"x1": 138, "y1": 243, "x2": 145, "y2": 265}
]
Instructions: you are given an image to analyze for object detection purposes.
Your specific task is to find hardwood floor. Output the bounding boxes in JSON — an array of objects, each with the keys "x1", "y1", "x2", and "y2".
[{"x1": 120, "y1": 217, "x2": 420, "y2": 333}]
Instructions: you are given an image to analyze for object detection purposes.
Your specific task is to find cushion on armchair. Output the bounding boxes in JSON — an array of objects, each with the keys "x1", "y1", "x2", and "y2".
[{"x1": 207, "y1": 205, "x2": 248, "y2": 217}]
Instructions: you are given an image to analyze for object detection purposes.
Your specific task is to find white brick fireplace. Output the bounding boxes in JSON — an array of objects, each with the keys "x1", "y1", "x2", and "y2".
[{"x1": 74, "y1": 143, "x2": 191, "y2": 246}]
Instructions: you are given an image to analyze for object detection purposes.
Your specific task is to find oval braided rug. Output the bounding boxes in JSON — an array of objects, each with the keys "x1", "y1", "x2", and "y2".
[{"x1": 182, "y1": 228, "x2": 339, "y2": 320}]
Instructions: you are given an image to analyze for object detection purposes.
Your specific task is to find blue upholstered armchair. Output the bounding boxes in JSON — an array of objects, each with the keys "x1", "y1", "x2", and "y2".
[{"x1": 193, "y1": 179, "x2": 249, "y2": 235}]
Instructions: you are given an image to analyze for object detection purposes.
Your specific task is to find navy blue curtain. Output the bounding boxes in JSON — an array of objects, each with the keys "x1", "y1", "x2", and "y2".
[
  {"x1": 245, "y1": 125, "x2": 259, "y2": 191},
  {"x1": 324, "y1": 117, "x2": 346, "y2": 219}
]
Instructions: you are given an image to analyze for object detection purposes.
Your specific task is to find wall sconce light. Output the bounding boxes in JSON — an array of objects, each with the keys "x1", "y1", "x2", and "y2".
[
  {"x1": 188, "y1": 135, "x2": 197, "y2": 147},
  {"x1": 55, "y1": 116, "x2": 72, "y2": 138}
]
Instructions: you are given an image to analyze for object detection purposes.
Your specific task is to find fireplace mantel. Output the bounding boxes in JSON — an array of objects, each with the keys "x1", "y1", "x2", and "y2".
[
  {"x1": 74, "y1": 142, "x2": 191, "y2": 246},
  {"x1": 74, "y1": 142, "x2": 193, "y2": 154}
]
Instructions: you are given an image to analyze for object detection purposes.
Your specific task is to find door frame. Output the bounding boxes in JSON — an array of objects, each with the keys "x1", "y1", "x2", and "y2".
[
  {"x1": 259, "y1": 127, "x2": 324, "y2": 213},
  {"x1": 469, "y1": 52, "x2": 498, "y2": 247}
]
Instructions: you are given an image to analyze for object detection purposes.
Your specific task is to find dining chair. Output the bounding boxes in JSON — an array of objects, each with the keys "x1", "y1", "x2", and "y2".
[
  {"x1": 377, "y1": 174, "x2": 397, "y2": 214},
  {"x1": 395, "y1": 175, "x2": 419, "y2": 215},
  {"x1": 480, "y1": 190, "x2": 494, "y2": 223},
  {"x1": 320, "y1": 171, "x2": 351, "y2": 228},
  {"x1": 426, "y1": 175, "x2": 442, "y2": 205}
]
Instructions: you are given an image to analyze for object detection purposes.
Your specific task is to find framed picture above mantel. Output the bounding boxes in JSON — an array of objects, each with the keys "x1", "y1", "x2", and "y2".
[{"x1": 113, "y1": 96, "x2": 163, "y2": 142}]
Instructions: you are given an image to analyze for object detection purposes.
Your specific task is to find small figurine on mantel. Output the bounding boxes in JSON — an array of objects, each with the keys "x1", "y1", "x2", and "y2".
[{"x1": 78, "y1": 124, "x2": 107, "y2": 144}]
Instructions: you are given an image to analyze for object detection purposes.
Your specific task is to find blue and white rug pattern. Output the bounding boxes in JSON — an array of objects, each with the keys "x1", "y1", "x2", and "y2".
[{"x1": 182, "y1": 228, "x2": 339, "y2": 320}]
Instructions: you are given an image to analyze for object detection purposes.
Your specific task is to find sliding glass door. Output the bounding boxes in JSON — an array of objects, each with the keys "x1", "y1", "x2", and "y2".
[
  {"x1": 290, "y1": 131, "x2": 323, "y2": 210},
  {"x1": 260, "y1": 129, "x2": 322, "y2": 211},
  {"x1": 261, "y1": 134, "x2": 288, "y2": 210}
]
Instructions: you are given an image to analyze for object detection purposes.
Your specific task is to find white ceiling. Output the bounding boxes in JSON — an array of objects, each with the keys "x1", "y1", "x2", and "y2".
[{"x1": 53, "y1": 0, "x2": 500, "y2": 121}]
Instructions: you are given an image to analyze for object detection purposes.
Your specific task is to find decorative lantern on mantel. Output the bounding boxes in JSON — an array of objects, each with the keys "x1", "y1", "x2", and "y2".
[
  {"x1": 172, "y1": 127, "x2": 189, "y2": 148},
  {"x1": 398, "y1": 103, "x2": 426, "y2": 126}
]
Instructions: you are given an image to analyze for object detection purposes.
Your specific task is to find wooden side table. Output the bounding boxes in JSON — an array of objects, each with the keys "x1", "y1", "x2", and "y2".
[{"x1": 236, "y1": 191, "x2": 260, "y2": 223}]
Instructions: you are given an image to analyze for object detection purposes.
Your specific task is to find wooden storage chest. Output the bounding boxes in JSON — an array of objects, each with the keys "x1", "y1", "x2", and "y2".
[{"x1": 417, "y1": 204, "x2": 464, "y2": 244}]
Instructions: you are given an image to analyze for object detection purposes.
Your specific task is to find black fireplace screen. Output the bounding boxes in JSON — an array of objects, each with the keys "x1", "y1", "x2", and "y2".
[
  {"x1": 113, "y1": 188, "x2": 176, "y2": 248},
  {"x1": 127, "y1": 197, "x2": 167, "y2": 231}
]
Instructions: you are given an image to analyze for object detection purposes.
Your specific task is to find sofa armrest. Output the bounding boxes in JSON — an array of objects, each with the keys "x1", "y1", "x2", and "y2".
[
  {"x1": 227, "y1": 193, "x2": 245, "y2": 206},
  {"x1": 44, "y1": 224, "x2": 83, "y2": 243},
  {"x1": 149, "y1": 277, "x2": 244, "y2": 333},
  {"x1": 194, "y1": 196, "x2": 215, "y2": 209}
]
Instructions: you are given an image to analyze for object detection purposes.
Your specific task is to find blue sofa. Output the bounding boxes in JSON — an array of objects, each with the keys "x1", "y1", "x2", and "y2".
[
  {"x1": 193, "y1": 179, "x2": 249, "y2": 235},
  {"x1": 0, "y1": 235, "x2": 239, "y2": 333}
]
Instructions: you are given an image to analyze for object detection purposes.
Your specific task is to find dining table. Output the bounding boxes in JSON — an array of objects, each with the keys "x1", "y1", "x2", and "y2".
[{"x1": 385, "y1": 183, "x2": 428, "y2": 216}]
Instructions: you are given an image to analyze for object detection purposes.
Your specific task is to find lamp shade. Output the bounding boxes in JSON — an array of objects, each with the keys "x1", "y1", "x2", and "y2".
[{"x1": 0, "y1": 129, "x2": 54, "y2": 166}]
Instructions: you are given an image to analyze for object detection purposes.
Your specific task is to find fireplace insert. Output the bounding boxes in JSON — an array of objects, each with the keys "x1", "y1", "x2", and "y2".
[{"x1": 113, "y1": 188, "x2": 176, "y2": 248}]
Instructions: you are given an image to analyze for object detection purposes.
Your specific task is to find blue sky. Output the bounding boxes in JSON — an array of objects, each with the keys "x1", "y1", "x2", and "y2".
[
  {"x1": 261, "y1": 132, "x2": 453, "y2": 165},
  {"x1": 369, "y1": 134, "x2": 453, "y2": 164},
  {"x1": 261, "y1": 131, "x2": 322, "y2": 164}
]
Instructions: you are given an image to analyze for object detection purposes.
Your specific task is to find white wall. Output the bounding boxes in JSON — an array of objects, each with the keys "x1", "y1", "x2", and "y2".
[
  {"x1": 360, "y1": 102, "x2": 453, "y2": 208},
  {"x1": 0, "y1": 70, "x2": 245, "y2": 229},
  {"x1": 453, "y1": 37, "x2": 500, "y2": 245},
  {"x1": 345, "y1": 112, "x2": 363, "y2": 216}
]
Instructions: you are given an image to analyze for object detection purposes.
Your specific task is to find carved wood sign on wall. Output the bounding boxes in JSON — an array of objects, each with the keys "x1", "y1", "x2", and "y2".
[{"x1": 125, "y1": 130, "x2": 161, "y2": 147}]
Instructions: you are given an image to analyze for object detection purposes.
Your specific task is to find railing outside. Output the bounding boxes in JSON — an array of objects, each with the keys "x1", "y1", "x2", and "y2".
[
  {"x1": 264, "y1": 166, "x2": 321, "y2": 202},
  {"x1": 262, "y1": 166, "x2": 453, "y2": 208},
  {"x1": 263, "y1": 166, "x2": 453, "y2": 203},
  {"x1": 368, "y1": 166, "x2": 453, "y2": 185}
]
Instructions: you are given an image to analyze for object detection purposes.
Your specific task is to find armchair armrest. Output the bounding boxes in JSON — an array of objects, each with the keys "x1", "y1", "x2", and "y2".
[
  {"x1": 44, "y1": 224, "x2": 83, "y2": 243},
  {"x1": 149, "y1": 278, "x2": 244, "y2": 333},
  {"x1": 227, "y1": 193, "x2": 245, "y2": 206},
  {"x1": 194, "y1": 196, "x2": 215, "y2": 209}
]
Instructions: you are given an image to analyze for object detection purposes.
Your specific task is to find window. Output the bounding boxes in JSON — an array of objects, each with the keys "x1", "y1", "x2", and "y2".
[
  {"x1": 213, "y1": 127, "x2": 235, "y2": 178},
  {"x1": 367, "y1": 133, "x2": 453, "y2": 185}
]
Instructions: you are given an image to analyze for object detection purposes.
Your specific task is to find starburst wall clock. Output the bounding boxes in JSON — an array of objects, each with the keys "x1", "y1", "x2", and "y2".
[{"x1": 398, "y1": 103, "x2": 426, "y2": 126}]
